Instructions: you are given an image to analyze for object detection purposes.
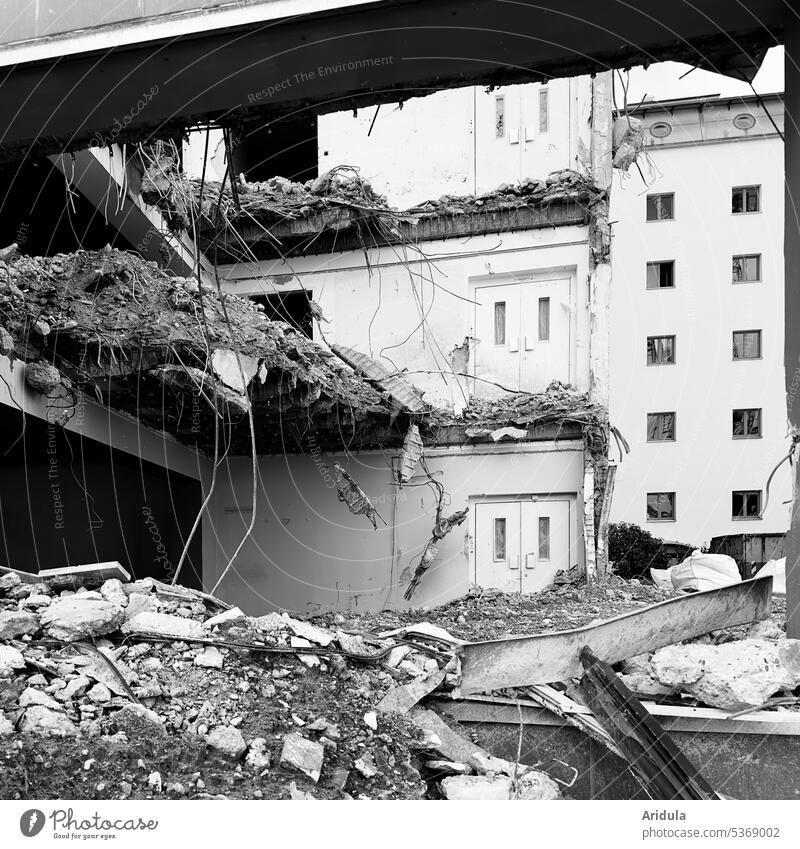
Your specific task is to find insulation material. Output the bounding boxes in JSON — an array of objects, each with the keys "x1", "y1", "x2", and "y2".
[
  {"x1": 333, "y1": 463, "x2": 385, "y2": 529},
  {"x1": 404, "y1": 507, "x2": 469, "y2": 600},
  {"x1": 397, "y1": 424, "x2": 423, "y2": 485}
]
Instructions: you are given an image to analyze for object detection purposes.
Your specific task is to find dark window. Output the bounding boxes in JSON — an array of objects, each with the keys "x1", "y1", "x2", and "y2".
[
  {"x1": 493, "y1": 517, "x2": 507, "y2": 560},
  {"x1": 647, "y1": 412, "x2": 676, "y2": 442},
  {"x1": 495, "y1": 96, "x2": 505, "y2": 138},
  {"x1": 646, "y1": 261, "x2": 675, "y2": 289},
  {"x1": 647, "y1": 335, "x2": 675, "y2": 365},
  {"x1": 732, "y1": 330, "x2": 761, "y2": 360},
  {"x1": 732, "y1": 185, "x2": 760, "y2": 214},
  {"x1": 647, "y1": 492, "x2": 676, "y2": 521},
  {"x1": 538, "y1": 516, "x2": 550, "y2": 559},
  {"x1": 538, "y1": 297, "x2": 550, "y2": 341},
  {"x1": 732, "y1": 254, "x2": 761, "y2": 283},
  {"x1": 539, "y1": 89, "x2": 549, "y2": 133},
  {"x1": 494, "y1": 301, "x2": 507, "y2": 345},
  {"x1": 250, "y1": 290, "x2": 314, "y2": 338},
  {"x1": 732, "y1": 408, "x2": 761, "y2": 438},
  {"x1": 646, "y1": 193, "x2": 674, "y2": 221},
  {"x1": 732, "y1": 490, "x2": 761, "y2": 519}
]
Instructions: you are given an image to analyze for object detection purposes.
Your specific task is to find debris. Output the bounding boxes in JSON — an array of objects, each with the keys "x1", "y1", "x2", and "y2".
[
  {"x1": 24, "y1": 361, "x2": 61, "y2": 394},
  {"x1": 377, "y1": 667, "x2": 448, "y2": 715},
  {"x1": 99, "y1": 579, "x2": 128, "y2": 607},
  {"x1": 207, "y1": 725, "x2": 247, "y2": 759},
  {"x1": 210, "y1": 348, "x2": 260, "y2": 394},
  {"x1": 0, "y1": 713, "x2": 14, "y2": 735},
  {"x1": 363, "y1": 710, "x2": 378, "y2": 730},
  {"x1": 19, "y1": 706, "x2": 79, "y2": 737},
  {"x1": 245, "y1": 737, "x2": 271, "y2": 770},
  {"x1": 333, "y1": 464, "x2": 386, "y2": 529},
  {"x1": 280, "y1": 733, "x2": 325, "y2": 783},
  {"x1": 148, "y1": 771, "x2": 163, "y2": 793},
  {"x1": 330, "y1": 343, "x2": 426, "y2": 412},
  {"x1": 404, "y1": 506, "x2": 469, "y2": 600},
  {"x1": 19, "y1": 687, "x2": 63, "y2": 711},
  {"x1": 379, "y1": 621, "x2": 463, "y2": 645},
  {"x1": 39, "y1": 597, "x2": 124, "y2": 642},
  {"x1": 288, "y1": 781, "x2": 315, "y2": 800},
  {"x1": 578, "y1": 645, "x2": 717, "y2": 800},
  {"x1": 38, "y1": 562, "x2": 131, "y2": 591},
  {"x1": 457, "y1": 576, "x2": 772, "y2": 694},
  {"x1": 514, "y1": 770, "x2": 562, "y2": 800},
  {"x1": 441, "y1": 774, "x2": 512, "y2": 799},
  {"x1": 122, "y1": 611, "x2": 204, "y2": 640},
  {"x1": 669, "y1": 550, "x2": 741, "y2": 593},
  {"x1": 619, "y1": 654, "x2": 674, "y2": 697},
  {"x1": 489, "y1": 426, "x2": 528, "y2": 441},
  {"x1": 612, "y1": 115, "x2": 647, "y2": 172},
  {"x1": 354, "y1": 752, "x2": 378, "y2": 778},
  {"x1": 195, "y1": 646, "x2": 224, "y2": 669},
  {"x1": 0, "y1": 610, "x2": 40, "y2": 639},
  {"x1": 397, "y1": 424, "x2": 423, "y2": 484},
  {"x1": 111, "y1": 704, "x2": 167, "y2": 739},
  {"x1": 284, "y1": 616, "x2": 335, "y2": 647},
  {"x1": 203, "y1": 607, "x2": 246, "y2": 629},
  {"x1": 757, "y1": 558, "x2": 787, "y2": 596},
  {"x1": 0, "y1": 645, "x2": 26, "y2": 675}
]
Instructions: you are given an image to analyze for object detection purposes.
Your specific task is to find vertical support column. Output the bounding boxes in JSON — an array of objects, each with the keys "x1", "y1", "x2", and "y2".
[{"x1": 785, "y1": 18, "x2": 800, "y2": 639}]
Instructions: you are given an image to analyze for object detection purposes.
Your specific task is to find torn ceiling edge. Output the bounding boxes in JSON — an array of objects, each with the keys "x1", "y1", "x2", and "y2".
[{"x1": 139, "y1": 149, "x2": 601, "y2": 261}]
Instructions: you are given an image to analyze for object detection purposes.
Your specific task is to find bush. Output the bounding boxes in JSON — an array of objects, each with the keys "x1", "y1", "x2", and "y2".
[{"x1": 608, "y1": 522, "x2": 669, "y2": 581}]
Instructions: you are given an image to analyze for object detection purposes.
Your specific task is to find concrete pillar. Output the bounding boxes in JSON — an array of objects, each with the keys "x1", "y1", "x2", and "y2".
[{"x1": 785, "y1": 16, "x2": 800, "y2": 638}]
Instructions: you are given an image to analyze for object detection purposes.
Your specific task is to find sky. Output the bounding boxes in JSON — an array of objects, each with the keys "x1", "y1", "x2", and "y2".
[{"x1": 622, "y1": 46, "x2": 784, "y2": 104}]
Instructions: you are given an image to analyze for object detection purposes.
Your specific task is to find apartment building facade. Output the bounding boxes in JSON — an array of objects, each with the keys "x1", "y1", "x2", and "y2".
[{"x1": 608, "y1": 93, "x2": 790, "y2": 546}]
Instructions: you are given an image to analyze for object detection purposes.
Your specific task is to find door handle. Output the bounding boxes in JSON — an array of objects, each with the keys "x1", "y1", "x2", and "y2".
[
  {"x1": 509, "y1": 336, "x2": 519, "y2": 352},
  {"x1": 524, "y1": 335, "x2": 534, "y2": 351},
  {"x1": 525, "y1": 553, "x2": 536, "y2": 569},
  {"x1": 510, "y1": 555, "x2": 519, "y2": 570}
]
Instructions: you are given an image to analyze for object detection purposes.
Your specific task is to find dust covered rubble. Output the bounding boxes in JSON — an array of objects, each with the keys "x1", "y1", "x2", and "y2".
[{"x1": 0, "y1": 570, "x2": 542, "y2": 799}]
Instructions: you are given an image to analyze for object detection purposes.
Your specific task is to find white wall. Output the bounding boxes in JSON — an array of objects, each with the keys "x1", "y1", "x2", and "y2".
[
  {"x1": 318, "y1": 78, "x2": 591, "y2": 208},
  {"x1": 220, "y1": 224, "x2": 591, "y2": 407},
  {"x1": 202, "y1": 441, "x2": 585, "y2": 615},
  {"x1": 609, "y1": 133, "x2": 790, "y2": 545}
]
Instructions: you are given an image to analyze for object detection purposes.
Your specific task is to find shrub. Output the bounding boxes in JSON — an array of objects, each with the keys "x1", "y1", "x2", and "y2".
[{"x1": 608, "y1": 522, "x2": 669, "y2": 581}]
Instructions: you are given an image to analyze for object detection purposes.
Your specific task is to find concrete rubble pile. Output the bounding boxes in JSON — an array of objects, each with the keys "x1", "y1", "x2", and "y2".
[{"x1": 0, "y1": 570, "x2": 558, "y2": 800}]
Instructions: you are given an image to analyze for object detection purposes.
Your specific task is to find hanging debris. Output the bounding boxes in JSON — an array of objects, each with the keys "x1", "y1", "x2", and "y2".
[
  {"x1": 397, "y1": 424, "x2": 423, "y2": 485},
  {"x1": 24, "y1": 361, "x2": 61, "y2": 395},
  {"x1": 404, "y1": 507, "x2": 469, "y2": 600},
  {"x1": 612, "y1": 116, "x2": 647, "y2": 172},
  {"x1": 333, "y1": 463, "x2": 386, "y2": 529}
]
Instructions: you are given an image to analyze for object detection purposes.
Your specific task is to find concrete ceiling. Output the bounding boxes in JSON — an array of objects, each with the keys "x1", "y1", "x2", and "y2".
[{"x1": 0, "y1": 0, "x2": 784, "y2": 159}]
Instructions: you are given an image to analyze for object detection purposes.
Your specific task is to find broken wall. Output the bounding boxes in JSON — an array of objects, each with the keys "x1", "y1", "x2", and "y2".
[
  {"x1": 219, "y1": 224, "x2": 592, "y2": 409},
  {"x1": 201, "y1": 441, "x2": 585, "y2": 614}
]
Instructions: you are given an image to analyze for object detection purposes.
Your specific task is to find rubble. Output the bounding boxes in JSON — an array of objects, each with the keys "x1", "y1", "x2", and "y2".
[
  {"x1": 280, "y1": 733, "x2": 325, "y2": 783},
  {"x1": 39, "y1": 597, "x2": 125, "y2": 642},
  {"x1": 207, "y1": 725, "x2": 247, "y2": 759}
]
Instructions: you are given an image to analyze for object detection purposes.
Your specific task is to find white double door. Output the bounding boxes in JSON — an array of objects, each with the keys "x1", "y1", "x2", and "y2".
[
  {"x1": 473, "y1": 278, "x2": 570, "y2": 393},
  {"x1": 475, "y1": 499, "x2": 571, "y2": 593}
]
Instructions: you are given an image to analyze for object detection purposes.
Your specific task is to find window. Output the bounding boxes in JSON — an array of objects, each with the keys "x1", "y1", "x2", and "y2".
[
  {"x1": 732, "y1": 408, "x2": 762, "y2": 438},
  {"x1": 539, "y1": 89, "x2": 549, "y2": 132},
  {"x1": 732, "y1": 490, "x2": 761, "y2": 519},
  {"x1": 647, "y1": 335, "x2": 675, "y2": 365},
  {"x1": 494, "y1": 301, "x2": 506, "y2": 345},
  {"x1": 493, "y1": 517, "x2": 507, "y2": 560},
  {"x1": 495, "y1": 95, "x2": 505, "y2": 138},
  {"x1": 538, "y1": 297, "x2": 550, "y2": 341},
  {"x1": 250, "y1": 290, "x2": 314, "y2": 338},
  {"x1": 646, "y1": 193, "x2": 674, "y2": 221},
  {"x1": 732, "y1": 330, "x2": 762, "y2": 360},
  {"x1": 732, "y1": 185, "x2": 760, "y2": 214},
  {"x1": 538, "y1": 516, "x2": 550, "y2": 560},
  {"x1": 647, "y1": 492, "x2": 675, "y2": 521},
  {"x1": 647, "y1": 412, "x2": 676, "y2": 442},
  {"x1": 732, "y1": 254, "x2": 761, "y2": 283},
  {"x1": 646, "y1": 260, "x2": 675, "y2": 289}
]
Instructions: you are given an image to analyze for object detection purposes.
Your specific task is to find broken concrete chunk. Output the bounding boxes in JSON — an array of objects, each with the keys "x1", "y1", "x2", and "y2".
[
  {"x1": 397, "y1": 424, "x2": 423, "y2": 484},
  {"x1": 20, "y1": 705, "x2": 79, "y2": 737},
  {"x1": 207, "y1": 725, "x2": 247, "y2": 759},
  {"x1": 650, "y1": 644, "x2": 708, "y2": 688},
  {"x1": 490, "y1": 426, "x2": 528, "y2": 442},
  {"x1": 0, "y1": 573, "x2": 22, "y2": 593},
  {"x1": 251, "y1": 612, "x2": 283, "y2": 632},
  {"x1": 87, "y1": 683, "x2": 112, "y2": 704},
  {"x1": 39, "y1": 561, "x2": 131, "y2": 591},
  {"x1": 333, "y1": 464, "x2": 385, "y2": 529},
  {"x1": 124, "y1": 593, "x2": 157, "y2": 620},
  {"x1": 110, "y1": 704, "x2": 167, "y2": 739},
  {"x1": 285, "y1": 615, "x2": 334, "y2": 647},
  {"x1": 211, "y1": 348, "x2": 259, "y2": 394},
  {"x1": 0, "y1": 645, "x2": 27, "y2": 676},
  {"x1": 0, "y1": 610, "x2": 40, "y2": 639},
  {"x1": 619, "y1": 654, "x2": 673, "y2": 697},
  {"x1": 441, "y1": 774, "x2": 513, "y2": 800},
  {"x1": 122, "y1": 611, "x2": 203, "y2": 640},
  {"x1": 0, "y1": 712, "x2": 14, "y2": 735},
  {"x1": 39, "y1": 597, "x2": 124, "y2": 642},
  {"x1": 385, "y1": 645, "x2": 412, "y2": 668},
  {"x1": 194, "y1": 646, "x2": 224, "y2": 669},
  {"x1": 204, "y1": 607, "x2": 246, "y2": 629},
  {"x1": 280, "y1": 733, "x2": 324, "y2": 783},
  {"x1": 25, "y1": 361, "x2": 61, "y2": 394},
  {"x1": 377, "y1": 667, "x2": 447, "y2": 715},
  {"x1": 245, "y1": 737, "x2": 271, "y2": 770},
  {"x1": 19, "y1": 687, "x2": 63, "y2": 711},
  {"x1": 100, "y1": 579, "x2": 128, "y2": 607},
  {"x1": 354, "y1": 752, "x2": 378, "y2": 778},
  {"x1": 515, "y1": 771, "x2": 562, "y2": 800}
]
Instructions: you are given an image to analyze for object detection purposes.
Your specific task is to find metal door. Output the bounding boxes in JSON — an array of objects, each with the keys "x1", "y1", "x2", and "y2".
[
  {"x1": 520, "y1": 499, "x2": 571, "y2": 592},
  {"x1": 474, "y1": 501, "x2": 522, "y2": 592},
  {"x1": 520, "y1": 278, "x2": 570, "y2": 391},
  {"x1": 473, "y1": 282, "x2": 521, "y2": 391}
]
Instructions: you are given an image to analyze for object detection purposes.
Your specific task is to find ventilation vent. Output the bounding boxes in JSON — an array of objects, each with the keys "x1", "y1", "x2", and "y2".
[
  {"x1": 733, "y1": 113, "x2": 756, "y2": 130},
  {"x1": 650, "y1": 121, "x2": 672, "y2": 138}
]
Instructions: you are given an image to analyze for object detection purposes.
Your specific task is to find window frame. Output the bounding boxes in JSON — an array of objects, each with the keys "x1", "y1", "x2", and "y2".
[
  {"x1": 732, "y1": 329, "x2": 762, "y2": 361},
  {"x1": 732, "y1": 254, "x2": 762, "y2": 284},
  {"x1": 732, "y1": 184, "x2": 761, "y2": 215},
  {"x1": 646, "y1": 260, "x2": 676, "y2": 290},
  {"x1": 646, "y1": 411, "x2": 677, "y2": 442},
  {"x1": 493, "y1": 517, "x2": 507, "y2": 561},
  {"x1": 647, "y1": 492, "x2": 676, "y2": 522},
  {"x1": 646, "y1": 192, "x2": 675, "y2": 222},
  {"x1": 539, "y1": 88, "x2": 549, "y2": 133},
  {"x1": 538, "y1": 296, "x2": 550, "y2": 342},
  {"x1": 495, "y1": 94, "x2": 505, "y2": 139},
  {"x1": 732, "y1": 489, "x2": 762, "y2": 520},
  {"x1": 493, "y1": 301, "x2": 507, "y2": 346},
  {"x1": 646, "y1": 334, "x2": 676, "y2": 366},
  {"x1": 732, "y1": 408, "x2": 762, "y2": 439}
]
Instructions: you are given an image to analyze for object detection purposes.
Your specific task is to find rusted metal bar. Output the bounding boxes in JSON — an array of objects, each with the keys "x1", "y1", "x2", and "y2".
[{"x1": 457, "y1": 575, "x2": 772, "y2": 695}]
